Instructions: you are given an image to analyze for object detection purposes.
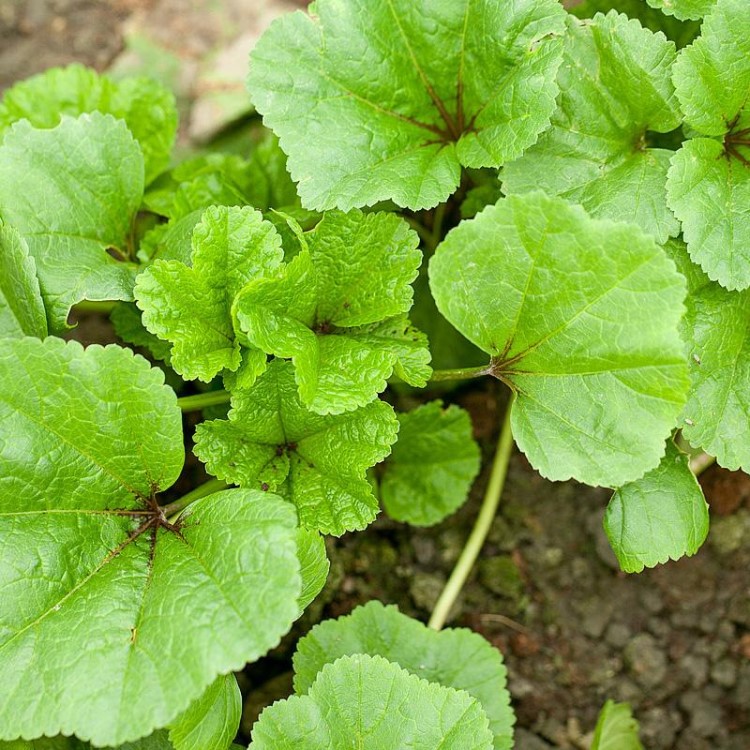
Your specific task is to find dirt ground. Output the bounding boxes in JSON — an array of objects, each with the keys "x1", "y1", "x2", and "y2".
[{"x1": 2, "y1": 2, "x2": 748, "y2": 748}]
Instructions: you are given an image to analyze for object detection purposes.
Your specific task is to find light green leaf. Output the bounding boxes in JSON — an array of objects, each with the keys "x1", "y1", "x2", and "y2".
[
  {"x1": 570, "y1": 0, "x2": 701, "y2": 48},
  {"x1": 645, "y1": 0, "x2": 715, "y2": 20},
  {"x1": 667, "y1": 0, "x2": 750, "y2": 290},
  {"x1": 605, "y1": 441, "x2": 709, "y2": 572},
  {"x1": 503, "y1": 13, "x2": 681, "y2": 243},
  {"x1": 429, "y1": 193, "x2": 689, "y2": 487},
  {"x1": 138, "y1": 211, "x2": 203, "y2": 266},
  {"x1": 248, "y1": 0, "x2": 566, "y2": 211},
  {"x1": 665, "y1": 239, "x2": 750, "y2": 471},
  {"x1": 380, "y1": 402, "x2": 480, "y2": 526},
  {"x1": 0, "y1": 736, "x2": 173, "y2": 750},
  {"x1": 236, "y1": 209, "x2": 428, "y2": 414},
  {"x1": 135, "y1": 205, "x2": 283, "y2": 382},
  {"x1": 0, "y1": 64, "x2": 177, "y2": 184},
  {"x1": 0, "y1": 338, "x2": 301, "y2": 747},
  {"x1": 252, "y1": 653, "x2": 494, "y2": 750},
  {"x1": 294, "y1": 601, "x2": 513, "y2": 750},
  {"x1": 0, "y1": 113, "x2": 143, "y2": 331},
  {"x1": 194, "y1": 359, "x2": 399, "y2": 535},
  {"x1": 168, "y1": 674, "x2": 241, "y2": 750},
  {"x1": 111, "y1": 302, "x2": 172, "y2": 364},
  {"x1": 296, "y1": 529, "x2": 330, "y2": 613},
  {"x1": 591, "y1": 701, "x2": 643, "y2": 750},
  {"x1": 0, "y1": 224, "x2": 47, "y2": 339}
]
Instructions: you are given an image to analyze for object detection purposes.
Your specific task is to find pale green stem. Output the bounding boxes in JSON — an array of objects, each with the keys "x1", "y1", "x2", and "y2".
[
  {"x1": 429, "y1": 365, "x2": 492, "y2": 382},
  {"x1": 428, "y1": 396, "x2": 515, "y2": 631},
  {"x1": 71, "y1": 300, "x2": 117, "y2": 315},
  {"x1": 161, "y1": 478, "x2": 228, "y2": 517},
  {"x1": 690, "y1": 452, "x2": 716, "y2": 477},
  {"x1": 177, "y1": 391, "x2": 232, "y2": 411}
]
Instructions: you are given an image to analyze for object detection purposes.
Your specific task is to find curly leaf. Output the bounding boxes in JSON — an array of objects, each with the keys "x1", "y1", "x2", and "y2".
[
  {"x1": 0, "y1": 114, "x2": 144, "y2": 331},
  {"x1": 667, "y1": 0, "x2": 750, "y2": 290},
  {"x1": 294, "y1": 602, "x2": 513, "y2": 750},
  {"x1": 194, "y1": 360, "x2": 398, "y2": 535},
  {"x1": 252, "y1": 654, "x2": 494, "y2": 750},
  {"x1": 380, "y1": 402, "x2": 480, "y2": 526},
  {"x1": 0, "y1": 339, "x2": 301, "y2": 747},
  {"x1": 236, "y1": 210, "x2": 427, "y2": 414},
  {"x1": 504, "y1": 13, "x2": 682, "y2": 243},
  {"x1": 605, "y1": 441, "x2": 709, "y2": 572},
  {"x1": 645, "y1": 0, "x2": 715, "y2": 20},
  {"x1": 248, "y1": 0, "x2": 566, "y2": 210},
  {"x1": 135, "y1": 205, "x2": 283, "y2": 382},
  {"x1": 0, "y1": 64, "x2": 177, "y2": 184},
  {"x1": 591, "y1": 701, "x2": 643, "y2": 750},
  {"x1": 0, "y1": 224, "x2": 47, "y2": 338},
  {"x1": 429, "y1": 193, "x2": 689, "y2": 487}
]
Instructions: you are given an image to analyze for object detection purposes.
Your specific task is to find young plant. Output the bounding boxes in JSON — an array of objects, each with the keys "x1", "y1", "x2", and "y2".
[{"x1": 0, "y1": 0, "x2": 746, "y2": 746}]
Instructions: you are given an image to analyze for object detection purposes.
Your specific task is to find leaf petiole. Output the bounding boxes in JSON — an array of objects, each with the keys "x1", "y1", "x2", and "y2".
[
  {"x1": 161, "y1": 478, "x2": 228, "y2": 518},
  {"x1": 428, "y1": 365, "x2": 492, "y2": 382},
  {"x1": 177, "y1": 390, "x2": 232, "y2": 411},
  {"x1": 428, "y1": 395, "x2": 515, "y2": 630}
]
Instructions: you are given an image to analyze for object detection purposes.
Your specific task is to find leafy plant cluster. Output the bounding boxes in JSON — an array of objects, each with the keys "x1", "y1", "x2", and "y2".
[{"x1": 0, "y1": 0, "x2": 746, "y2": 746}]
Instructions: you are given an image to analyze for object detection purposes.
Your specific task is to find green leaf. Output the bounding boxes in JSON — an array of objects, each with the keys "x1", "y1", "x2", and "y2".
[
  {"x1": 138, "y1": 211, "x2": 203, "y2": 266},
  {"x1": 667, "y1": 0, "x2": 750, "y2": 290},
  {"x1": 296, "y1": 529, "x2": 330, "y2": 613},
  {"x1": 294, "y1": 601, "x2": 514, "y2": 750},
  {"x1": 591, "y1": 701, "x2": 643, "y2": 750},
  {"x1": 0, "y1": 64, "x2": 177, "y2": 184},
  {"x1": 0, "y1": 224, "x2": 47, "y2": 338},
  {"x1": 252, "y1": 653, "x2": 494, "y2": 750},
  {"x1": 503, "y1": 13, "x2": 682, "y2": 243},
  {"x1": 429, "y1": 193, "x2": 689, "y2": 487},
  {"x1": 645, "y1": 0, "x2": 715, "y2": 20},
  {"x1": 570, "y1": 0, "x2": 701, "y2": 48},
  {"x1": 111, "y1": 302, "x2": 172, "y2": 364},
  {"x1": 380, "y1": 402, "x2": 480, "y2": 526},
  {"x1": 248, "y1": 0, "x2": 566, "y2": 211},
  {"x1": 0, "y1": 113, "x2": 144, "y2": 331},
  {"x1": 135, "y1": 205, "x2": 283, "y2": 382},
  {"x1": 604, "y1": 441, "x2": 709, "y2": 572},
  {"x1": 236, "y1": 209, "x2": 428, "y2": 414},
  {"x1": 0, "y1": 339, "x2": 302, "y2": 746},
  {"x1": 665, "y1": 239, "x2": 750, "y2": 471},
  {"x1": 168, "y1": 674, "x2": 241, "y2": 750},
  {"x1": 194, "y1": 359, "x2": 399, "y2": 535}
]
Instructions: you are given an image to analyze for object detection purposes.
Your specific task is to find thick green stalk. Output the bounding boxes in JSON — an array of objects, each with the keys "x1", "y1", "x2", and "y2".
[
  {"x1": 429, "y1": 365, "x2": 492, "y2": 382},
  {"x1": 161, "y1": 478, "x2": 228, "y2": 517},
  {"x1": 177, "y1": 390, "x2": 232, "y2": 411},
  {"x1": 428, "y1": 396, "x2": 515, "y2": 631}
]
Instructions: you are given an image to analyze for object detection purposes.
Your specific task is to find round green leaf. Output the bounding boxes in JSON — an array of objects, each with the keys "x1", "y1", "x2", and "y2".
[
  {"x1": 294, "y1": 601, "x2": 514, "y2": 750},
  {"x1": 0, "y1": 114, "x2": 144, "y2": 331},
  {"x1": 605, "y1": 441, "x2": 709, "y2": 573},
  {"x1": 380, "y1": 401, "x2": 481, "y2": 526},
  {"x1": 252, "y1": 653, "x2": 494, "y2": 750},
  {"x1": 429, "y1": 193, "x2": 689, "y2": 487},
  {"x1": 646, "y1": 0, "x2": 716, "y2": 20},
  {"x1": 248, "y1": 0, "x2": 566, "y2": 210}
]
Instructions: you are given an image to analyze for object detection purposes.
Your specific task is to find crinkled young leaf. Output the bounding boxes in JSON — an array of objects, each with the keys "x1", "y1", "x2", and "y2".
[
  {"x1": 667, "y1": 0, "x2": 750, "y2": 290},
  {"x1": 248, "y1": 0, "x2": 566, "y2": 211},
  {"x1": 604, "y1": 441, "x2": 709, "y2": 573},
  {"x1": 0, "y1": 114, "x2": 143, "y2": 331},
  {"x1": 168, "y1": 674, "x2": 240, "y2": 750},
  {"x1": 236, "y1": 210, "x2": 428, "y2": 414},
  {"x1": 429, "y1": 193, "x2": 689, "y2": 487},
  {"x1": 135, "y1": 205, "x2": 283, "y2": 382},
  {"x1": 571, "y1": 0, "x2": 700, "y2": 48},
  {"x1": 0, "y1": 339, "x2": 302, "y2": 746},
  {"x1": 252, "y1": 654, "x2": 494, "y2": 750},
  {"x1": 0, "y1": 224, "x2": 47, "y2": 339},
  {"x1": 645, "y1": 0, "x2": 715, "y2": 20},
  {"x1": 294, "y1": 602, "x2": 513, "y2": 750},
  {"x1": 296, "y1": 529, "x2": 330, "y2": 613},
  {"x1": 380, "y1": 402, "x2": 481, "y2": 526},
  {"x1": 503, "y1": 13, "x2": 681, "y2": 243},
  {"x1": 111, "y1": 302, "x2": 172, "y2": 364},
  {"x1": 665, "y1": 239, "x2": 750, "y2": 471},
  {"x1": 194, "y1": 360, "x2": 398, "y2": 535},
  {"x1": 591, "y1": 701, "x2": 643, "y2": 750},
  {"x1": 0, "y1": 64, "x2": 177, "y2": 184}
]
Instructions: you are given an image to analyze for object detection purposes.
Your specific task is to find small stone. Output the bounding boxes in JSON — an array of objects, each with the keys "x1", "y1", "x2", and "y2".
[
  {"x1": 624, "y1": 633, "x2": 668, "y2": 688},
  {"x1": 639, "y1": 706, "x2": 682, "y2": 748},
  {"x1": 579, "y1": 597, "x2": 612, "y2": 639},
  {"x1": 711, "y1": 659, "x2": 737, "y2": 688},
  {"x1": 647, "y1": 616, "x2": 670, "y2": 639},
  {"x1": 411, "y1": 535, "x2": 435, "y2": 565},
  {"x1": 689, "y1": 701, "x2": 724, "y2": 738},
  {"x1": 605, "y1": 622, "x2": 632, "y2": 649},
  {"x1": 640, "y1": 588, "x2": 664, "y2": 614},
  {"x1": 680, "y1": 654, "x2": 710, "y2": 687},
  {"x1": 409, "y1": 572, "x2": 448, "y2": 613},
  {"x1": 727, "y1": 591, "x2": 750, "y2": 627},
  {"x1": 671, "y1": 609, "x2": 697, "y2": 629},
  {"x1": 513, "y1": 728, "x2": 553, "y2": 750},
  {"x1": 479, "y1": 555, "x2": 524, "y2": 600}
]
